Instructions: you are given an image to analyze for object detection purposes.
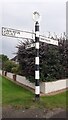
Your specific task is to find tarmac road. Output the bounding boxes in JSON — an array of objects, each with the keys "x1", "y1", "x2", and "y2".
[
  {"x1": 2, "y1": 107, "x2": 67, "y2": 119},
  {"x1": 50, "y1": 110, "x2": 67, "y2": 118}
]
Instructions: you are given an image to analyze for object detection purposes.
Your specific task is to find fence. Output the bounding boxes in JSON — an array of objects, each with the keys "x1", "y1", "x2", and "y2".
[{"x1": 0, "y1": 70, "x2": 68, "y2": 94}]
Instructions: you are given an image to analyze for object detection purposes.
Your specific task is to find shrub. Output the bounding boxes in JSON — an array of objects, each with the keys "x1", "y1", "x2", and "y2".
[
  {"x1": 17, "y1": 39, "x2": 68, "y2": 82},
  {"x1": 4, "y1": 60, "x2": 18, "y2": 73}
]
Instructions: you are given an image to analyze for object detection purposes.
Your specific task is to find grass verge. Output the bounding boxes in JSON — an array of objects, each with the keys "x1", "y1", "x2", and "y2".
[
  {"x1": 1, "y1": 75, "x2": 67, "y2": 109},
  {"x1": 0, "y1": 75, "x2": 2, "y2": 105}
]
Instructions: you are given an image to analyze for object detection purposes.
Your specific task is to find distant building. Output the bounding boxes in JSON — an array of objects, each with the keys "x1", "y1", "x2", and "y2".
[
  {"x1": 11, "y1": 56, "x2": 19, "y2": 64},
  {"x1": 66, "y1": 1, "x2": 68, "y2": 39}
]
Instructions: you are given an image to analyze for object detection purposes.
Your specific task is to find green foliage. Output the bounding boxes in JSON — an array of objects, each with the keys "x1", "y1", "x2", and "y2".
[
  {"x1": 0, "y1": 54, "x2": 20, "y2": 73},
  {"x1": 17, "y1": 39, "x2": 68, "y2": 82},
  {"x1": 0, "y1": 54, "x2": 9, "y2": 61},
  {"x1": 0, "y1": 54, "x2": 9, "y2": 70},
  {"x1": 4, "y1": 60, "x2": 17, "y2": 72},
  {"x1": 12, "y1": 65, "x2": 20, "y2": 74}
]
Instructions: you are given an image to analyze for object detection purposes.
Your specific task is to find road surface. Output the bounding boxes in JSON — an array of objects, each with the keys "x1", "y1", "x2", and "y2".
[{"x1": 2, "y1": 107, "x2": 67, "y2": 119}]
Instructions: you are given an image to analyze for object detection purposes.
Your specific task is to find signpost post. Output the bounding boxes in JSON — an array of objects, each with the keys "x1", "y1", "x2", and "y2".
[
  {"x1": 33, "y1": 12, "x2": 40, "y2": 100},
  {"x1": 2, "y1": 11, "x2": 58, "y2": 101}
]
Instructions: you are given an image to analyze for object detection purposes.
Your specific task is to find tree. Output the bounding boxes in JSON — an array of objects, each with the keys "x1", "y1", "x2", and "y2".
[
  {"x1": 0, "y1": 54, "x2": 9, "y2": 70},
  {"x1": 4, "y1": 60, "x2": 19, "y2": 73},
  {"x1": 12, "y1": 64, "x2": 20, "y2": 75},
  {"x1": 17, "y1": 38, "x2": 68, "y2": 82}
]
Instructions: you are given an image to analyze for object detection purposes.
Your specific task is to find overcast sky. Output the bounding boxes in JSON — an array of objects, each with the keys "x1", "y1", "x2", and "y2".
[{"x1": 0, "y1": 0, "x2": 67, "y2": 59}]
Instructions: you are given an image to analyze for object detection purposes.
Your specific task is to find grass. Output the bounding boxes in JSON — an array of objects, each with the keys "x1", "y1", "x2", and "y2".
[
  {"x1": 1, "y1": 76, "x2": 34, "y2": 109},
  {"x1": 1, "y1": 75, "x2": 67, "y2": 109},
  {"x1": 0, "y1": 75, "x2": 2, "y2": 105},
  {"x1": 41, "y1": 92, "x2": 66, "y2": 109}
]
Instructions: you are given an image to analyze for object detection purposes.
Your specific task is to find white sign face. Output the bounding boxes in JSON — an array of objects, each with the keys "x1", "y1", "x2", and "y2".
[
  {"x1": 40, "y1": 35, "x2": 58, "y2": 46},
  {"x1": 2, "y1": 27, "x2": 35, "y2": 40},
  {"x1": 25, "y1": 43, "x2": 35, "y2": 49},
  {"x1": 2, "y1": 27, "x2": 58, "y2": 46}
]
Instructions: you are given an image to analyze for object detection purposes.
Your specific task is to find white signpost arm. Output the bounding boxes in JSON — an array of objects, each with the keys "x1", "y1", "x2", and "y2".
[
  {"x1": 39, "y1": 35, "x2": 58, "y2": 46},
  {"x1": 2, "y1": 27, "x2": 58, "y2": 46},
  {"x1": 2, "y1": 27, "x2": 35, "y2": 40}
]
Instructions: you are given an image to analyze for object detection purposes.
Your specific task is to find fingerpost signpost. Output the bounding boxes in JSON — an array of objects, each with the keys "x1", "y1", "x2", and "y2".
[{"x1": 2, "y1": 11, "x2": 58, "y2": 100}]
